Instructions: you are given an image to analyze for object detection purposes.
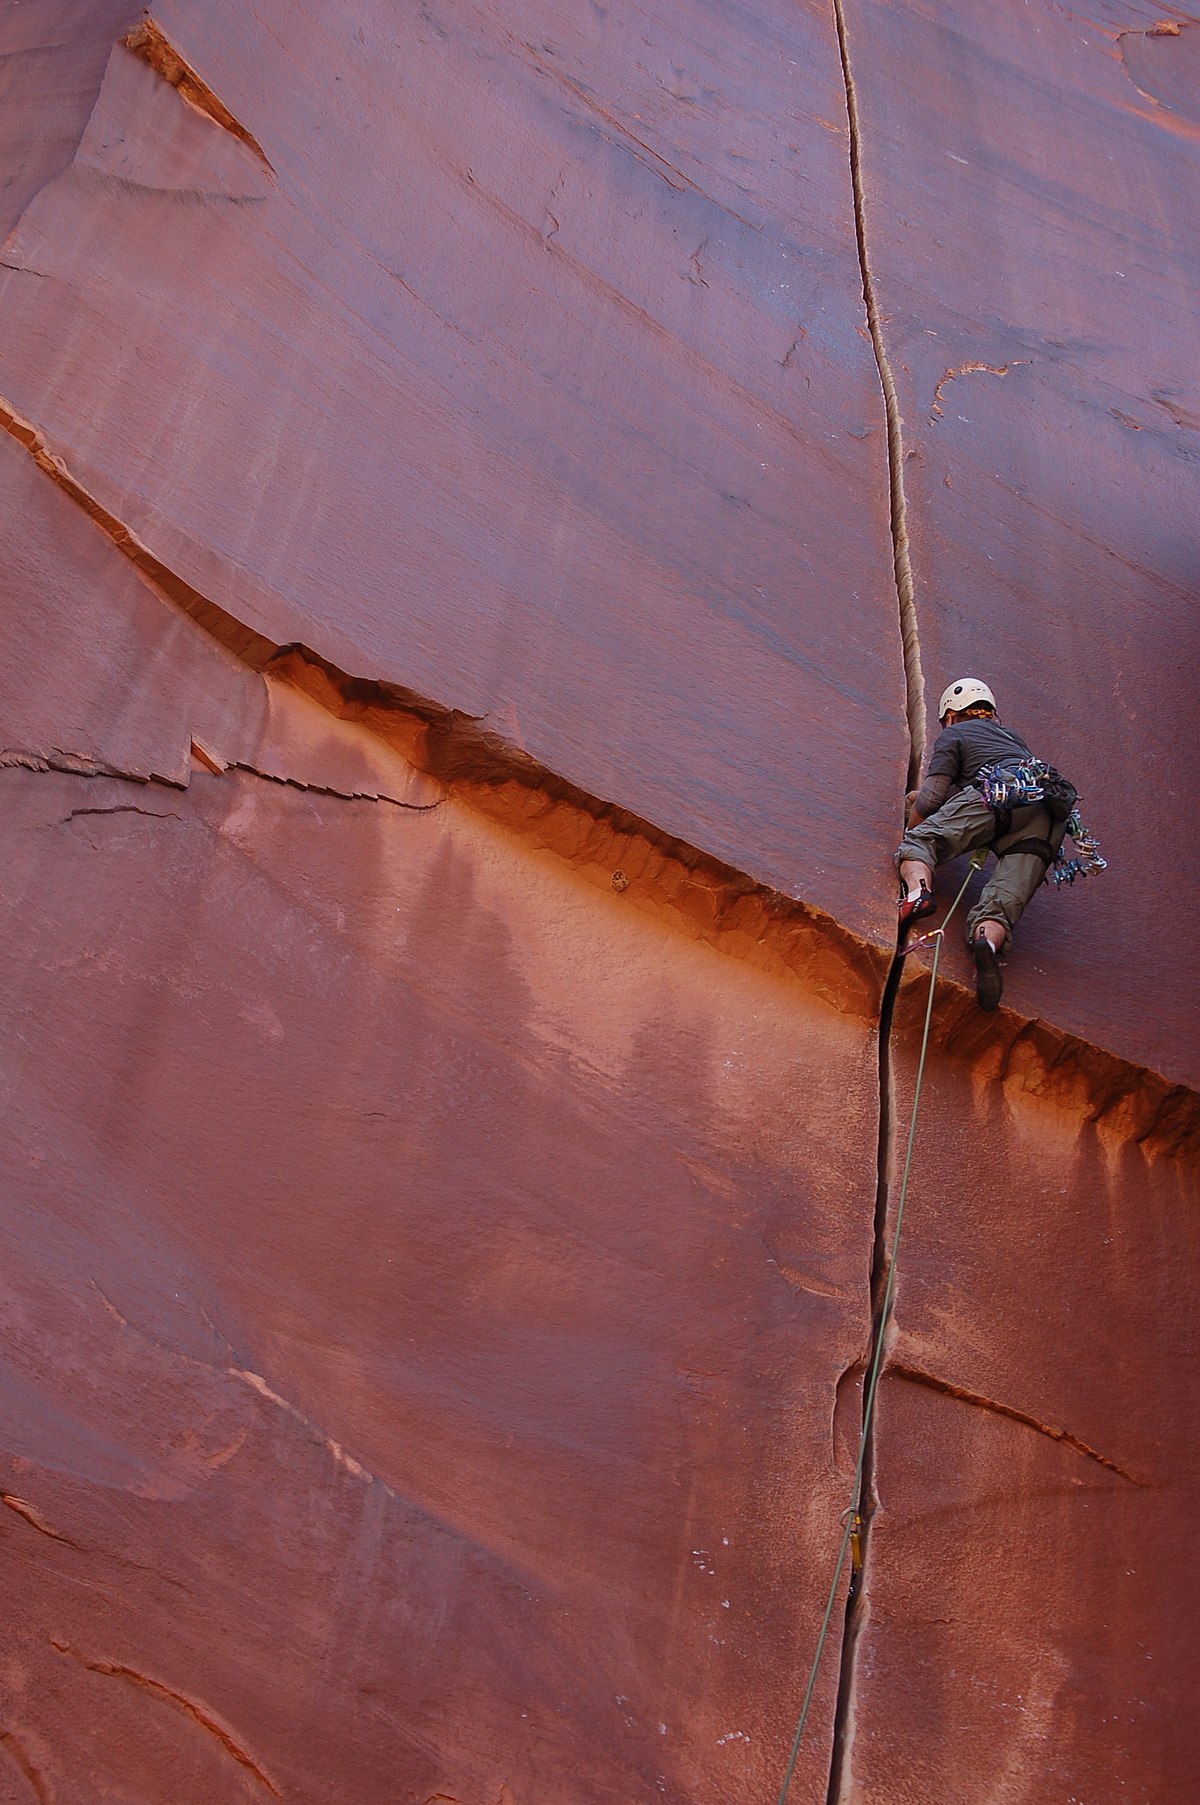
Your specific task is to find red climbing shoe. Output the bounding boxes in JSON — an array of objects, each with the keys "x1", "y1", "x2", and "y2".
[
  {"x1": 972, "y1": 934, "x2": 1004, "y2": 1011},
  {"x1": 898, "y1": 881, "x2": 937, "y2": 932}
]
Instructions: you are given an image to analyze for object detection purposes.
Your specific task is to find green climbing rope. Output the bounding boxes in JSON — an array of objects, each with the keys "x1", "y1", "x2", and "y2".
[{"x1": 775, "y1": 851, "x2": 986, "y2": 1805}]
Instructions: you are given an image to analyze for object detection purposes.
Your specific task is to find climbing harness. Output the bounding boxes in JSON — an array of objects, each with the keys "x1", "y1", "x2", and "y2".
[
  {"x1": 977, "y1": 758, "x2": 1107, "y2": 888},
  {"x1": 774, "y1": 852, "x2": 985, "y2": 1805},
  {"x1": 977, "y1": 755, "x2": 1076, "y2": 820}
]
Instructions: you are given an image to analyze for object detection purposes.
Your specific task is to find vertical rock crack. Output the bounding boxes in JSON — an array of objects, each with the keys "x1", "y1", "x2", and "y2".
[
  {"x1": 822, "y1": 1, "x2": 927, "y2": 1793},
  {"x1": 831, "y1": 0, "x2": 926, "y2": 786},
  {"x1": 821, "y1": 950, "x2": 903, "y2": 1803}
]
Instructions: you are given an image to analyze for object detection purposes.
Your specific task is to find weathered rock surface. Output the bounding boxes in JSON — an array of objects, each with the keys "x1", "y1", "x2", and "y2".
[
  {"x1": 1, "y1": 3, "x2": 1197, "y2": 1803},
  {"x1": 1, "y1": 758, "x2": 878, "y2": 1805},
  {"x1": 838, "y1": 1036, "x2": 1200, "y2": 1803},
  {"x1": 0, "y1": 0, "x2": 909, "y2": 942}
]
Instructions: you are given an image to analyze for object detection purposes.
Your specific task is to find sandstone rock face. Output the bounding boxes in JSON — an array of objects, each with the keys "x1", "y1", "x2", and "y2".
[
  {"x1": 843, "y1": 0, "x2": 1200, "y2": 1084},
  {"x1": 1, "y1": 5, "x2": 1196, "y2": 1804},
  {"x1": 0, "y1": 0, "x2": 909, "y2": 937},
  {"x1": 846, "y1": 1041, "x2": 1200, "y2": 1804},
  {"x1": 1, "y1": 756, "x2": 879, "y2": 1805}
]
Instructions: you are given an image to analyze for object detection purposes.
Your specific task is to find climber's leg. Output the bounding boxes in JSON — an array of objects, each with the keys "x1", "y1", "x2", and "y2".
[
  {"x1": 896, "y1": 790, "x2": 996, "y2": 892},
  {"x1": 965, "y1": 805, "x2": 1066, "y2": 954},
  {"x1": 898, "y1": 855, "x2": 934, "y2": 893},
  {"x1": 896, "y1": 790, "x2": 996, "y2": 933}
]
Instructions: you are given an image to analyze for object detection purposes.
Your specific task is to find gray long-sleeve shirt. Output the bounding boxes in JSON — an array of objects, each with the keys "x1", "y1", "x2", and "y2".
[{"x1": 910, "y1": 718, "x2": 1032, "y2": 820}]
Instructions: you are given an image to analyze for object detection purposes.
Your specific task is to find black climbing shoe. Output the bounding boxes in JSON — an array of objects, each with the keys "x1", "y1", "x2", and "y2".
[
  {"x1": 898, "y1": 881, "x2": 937, "y2": 932},
  {"x1": 972, "y1": 935, "x2": 1004, "y2": 1011}
]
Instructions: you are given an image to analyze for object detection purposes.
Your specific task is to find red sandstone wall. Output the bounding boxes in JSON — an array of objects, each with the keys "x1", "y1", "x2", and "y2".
[
  {"x1": 844, "y1": 0, "x2": 1200, "y2": 1080},
  {"x1": 1, "y1": 4, "x2": 1196, "y2": 1803}
]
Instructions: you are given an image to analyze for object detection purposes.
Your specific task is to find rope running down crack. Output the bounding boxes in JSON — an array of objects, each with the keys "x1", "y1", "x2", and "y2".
[{"x1": 775, "y1": 851, "x2": 986, "y2": 1805}]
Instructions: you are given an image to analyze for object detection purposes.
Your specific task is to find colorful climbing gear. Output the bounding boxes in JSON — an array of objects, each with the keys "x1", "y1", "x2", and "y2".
[
  {"x1": 977, "y1": 755, "x2": 1076, "y2": 821},
  {"x1": 1047, "y1": 810, "x2": 1107, "y2": 886},
  {"x1": 977, "y1": 759, "x2": 1106, "y2": 888}
]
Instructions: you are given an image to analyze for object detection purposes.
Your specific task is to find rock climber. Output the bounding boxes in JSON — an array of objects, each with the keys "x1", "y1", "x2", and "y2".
[{"x1": 895, "y1": 678, "x2": 1070, "y2": 1011}]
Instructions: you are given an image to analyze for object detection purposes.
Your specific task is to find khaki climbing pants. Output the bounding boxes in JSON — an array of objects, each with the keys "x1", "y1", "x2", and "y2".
[{"x1": 896, "y1": 789, "x2": 1066, "y2": 952}]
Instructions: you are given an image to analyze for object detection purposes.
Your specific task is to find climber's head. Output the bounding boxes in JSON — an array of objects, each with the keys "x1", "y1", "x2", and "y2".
[{"x1": 938, "y1": 677, "x2": 996, "y2": 725}]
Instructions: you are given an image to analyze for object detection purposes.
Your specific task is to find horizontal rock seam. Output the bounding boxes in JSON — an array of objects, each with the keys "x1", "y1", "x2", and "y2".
[{"x1": 0, "y1": 742, "x2": 442, "y2": 812}]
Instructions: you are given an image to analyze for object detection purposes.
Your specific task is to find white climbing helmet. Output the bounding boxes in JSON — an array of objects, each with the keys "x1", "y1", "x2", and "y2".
[{"x1": 938, "y1": 677, "x2": 996, "y2": 722}]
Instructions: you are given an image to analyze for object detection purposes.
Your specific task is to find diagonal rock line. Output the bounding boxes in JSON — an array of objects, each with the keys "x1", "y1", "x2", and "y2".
[
  {"x1": 81, "y1": 1280, "x2": 551, "y2": 1592},
  {"x1": 64, "y1": 803, "x2": 181, "y2": 822},
  {"x1": 0, "y1": 393, "x2": 277, "y2": 668},
  {"x1": 0, "y1": 1729, "x2": 52, "y2": 1805},
  {"x1": 222, "y1": 758, "x2": 444, "y2": 811},
  {"x1": 229, "y1": 1367, "x2": 380, "y2": 1488},
  {"x1": 0, "y1": 390, "x2": 886, "y2": 1017},
  {"x1": 2, "y1": 1491, "x2": 85, "y2": 1550},
  {"x1": 50, "y1": 1641, "x2": 281, "y2": 1795},
  {"x1": 515, "y1": 37, "x2": 762, "y2": 231},
  {"x1": 121, "y1": 19, "x2": 274, "y2": 171},
  {"x1": 889, "y1": 1363, "x2": 1143, "y2": 1483},
  {"x1": 0, "y1": 392, "x2": 1195, "y2": 1156}
]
